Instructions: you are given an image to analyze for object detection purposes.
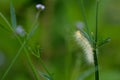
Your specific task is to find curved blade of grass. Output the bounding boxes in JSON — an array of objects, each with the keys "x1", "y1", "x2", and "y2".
[
  {"x1": 79, "y1": 0, "x2": 93, "y2": 44},
  {"x1": 27, "y1": 45, "x2": 53, "y2": 80},
  {"x1": 79, "y1": 29, "x2": 92, "y2": 43},
  {"x1": 77, "y1": 68, "x2": 94, "y2": 80},
  {"x1": 1, "y1": 39, "x2": 27, "y2": 80},
  {"x1": 0, "y1": 23, "x2": 11, "y2": 33},
  {"x1": 39, "y1": 58, "x2": 53, "y2": 79},
  {"x1": 27, "y1": 46, "x2": 40, "y2": 58},
  {"x1": 22, "y1": 24, "x2": 40, "y2": 80},
  {"x1": 1, "y1": 4, "x2": 41, "y2": 79},
  {"x1": 26, "y1": 24, "x2": 38, "y2": 40},
  {"x1": 24, "y1": 47, "x2": 40, "y2": 80},
  {"x1": 39, "y1": 72, "x2": 53, "y2": 80},
  {"x1": 98, "y1": 37, "x2": 111, "y2": 48},
  {"x1": 1, "y1": 24, "x2": 39, "y2": 80},
  {"x1": 10, "y1": 3, "x2": 17, "y2": 29},
  {"x1": 0, "y1": 13, "x2": 13, "y2": 32}
]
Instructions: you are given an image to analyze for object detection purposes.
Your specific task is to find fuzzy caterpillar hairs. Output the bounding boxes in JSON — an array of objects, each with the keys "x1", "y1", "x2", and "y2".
[{"x1": 74, "y1": 30, "x2": 94, "y2": 64}]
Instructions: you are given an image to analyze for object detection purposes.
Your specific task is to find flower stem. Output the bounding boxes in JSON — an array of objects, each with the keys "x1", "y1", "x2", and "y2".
[
  {"x1": 93, "y1": 49, "x2": 99, "y2": 80},
  {"x1": 80, "y1": 0, "x2": 93, "y2": 44},
  {"x1": 94, "y1": 0, "x2": 100, "y2": 80}
]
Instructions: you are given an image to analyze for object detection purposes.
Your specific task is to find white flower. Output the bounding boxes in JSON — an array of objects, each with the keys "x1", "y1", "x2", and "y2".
[
  {"x1": 74, "y1": 30, "x2": 94, "y2": 64},
  {"x1": 15, "y1": 25, "x2": 26, "y2": 37},
  {"x1": 36, "y1": 4, "x2": 45, "y2": 10}
]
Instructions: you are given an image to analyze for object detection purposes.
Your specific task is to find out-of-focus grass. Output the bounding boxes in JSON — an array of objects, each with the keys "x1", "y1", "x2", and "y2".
[{"x1": 0, "y1": 0, "x2": 120, "y2": 80}]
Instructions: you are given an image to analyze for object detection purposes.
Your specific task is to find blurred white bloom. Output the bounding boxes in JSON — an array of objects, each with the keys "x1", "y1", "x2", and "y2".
[
  {"x1": 76, "y1": 21, "x2": 84, "y2": 29},
  {"x1": 36, "y1": 4, "x2": 45, "y2": 10},
  {"x1": 15, "y1": 25, "x2": 26, "y2": 37},
  {"x1": 74, "y1": 30, "x2": 94, "y2": 64},
  {"x1": 0, "y1": 52, "x2": 5, "y2": 66}
]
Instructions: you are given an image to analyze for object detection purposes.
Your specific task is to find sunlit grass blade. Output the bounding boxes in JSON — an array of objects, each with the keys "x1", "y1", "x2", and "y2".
[{"x1": 10, "y1": 3, "x2": 17, "y2": 29}]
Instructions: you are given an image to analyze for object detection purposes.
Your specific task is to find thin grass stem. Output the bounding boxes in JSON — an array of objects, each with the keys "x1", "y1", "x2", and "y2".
[
  {"x1": 39, "y1": 58, "x2": 53, "y2": 79},
  {"x1": 1, "y1": 41, "x2": 26, "y2": 80},
  {"x1": 1, "y1": 26, "x2": 40, "y2": 80},
  {"x1": 0, "y1": 12, "x2": 40, "y2": 80},
  {"x1": 24, "y1": 49, "x2": 40, "y2": 80},
  {"x1": 94, "y1": 0, "x2": 100, "y2": 80},
  {"x1": 80, "y1": 0, "x2": 93, "y2": 44},
  {"x1": 93, "y1": 49, "x2": 99, "y2": 80}
]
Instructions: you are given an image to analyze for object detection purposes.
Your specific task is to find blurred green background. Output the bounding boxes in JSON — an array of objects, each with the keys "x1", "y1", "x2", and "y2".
[{"x1": 0, "y1": 0, "x2": 120, "y2": 80}]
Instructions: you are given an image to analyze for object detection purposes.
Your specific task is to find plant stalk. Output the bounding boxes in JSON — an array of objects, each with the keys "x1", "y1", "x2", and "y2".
[
  {"x1": 80, "y1": 0, "x2": 93, "y2": 45},
  {"x1": 94, "y1": 0, "x2": 100, "y2": 80},
  {"x1": 93, "y1": 49, "x2": 99, "y2": 80}
]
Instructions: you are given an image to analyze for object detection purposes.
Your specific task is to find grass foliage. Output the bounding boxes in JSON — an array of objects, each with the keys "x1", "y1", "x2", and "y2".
[{"x1": 0, "y1": 0, "x2": 111, "y2": 80}]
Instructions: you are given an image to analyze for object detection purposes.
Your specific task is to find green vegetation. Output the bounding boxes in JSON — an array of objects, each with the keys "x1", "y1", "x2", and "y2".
[{"x1": 0, "y1": 0, "x2": 120, "y2": 80}]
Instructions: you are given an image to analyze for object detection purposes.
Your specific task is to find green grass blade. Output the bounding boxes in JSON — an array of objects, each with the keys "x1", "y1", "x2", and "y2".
[
  {"x1": 1, "y1": 41, "x2": 26, "y2": 80},
  {"x1": 0, "y1": 13, "x2": 13, "y2": 32},
  {"x1": 0, "y1": 23, "x2": 11, "y2": 33},
  {"x1": 79, "y1": 29, "x2": 91, "y2": 43},
  {"x1": 1, "y1": 24, "x2": 39, "y2": 80},
  {"x1": 27, "y1": 44, "x2": 54, "y2": 80},
  {"x1": 39, "y1": 58, "x2": 53, "y2": 79},
  {"x1": 17, "y1": 24, "x2": 40, "y2": 80},
  {"x1": 80, "y1": 0, "x2": 90, "y2": 32},
  {"x1": 78, "y1": 0, "x2": 93, "y2": 45},
  {"x1": 24, "y1": 49, "x2": 40, "y2": 80},
  {"x1": 93, "y1": 1, "x2": 100, "y2": 80},
  {"x1": 1, "y1": 4, "x2": 41, "y2": 79},
  {"x1": 26, "y1": 24, "x2": 38, "y2": 40},
  {"x1": 23, "y1": 24, "x2": 40, "y2": 80},
  {"x1": 27, "y1": 46, "x2": 40, "y2": 58},
  {"x1": 39, "y1": 72, "x2": 53, "y2": 80},
  {"x1": 77, "y1": 68, "x2": 94, "y2": 80},
  {"x1": 10, "y1": 3, "x2": 17, "y2": 29},
  {"x1": 98, "y1": 37, "x2": 111, "y2": 47}
]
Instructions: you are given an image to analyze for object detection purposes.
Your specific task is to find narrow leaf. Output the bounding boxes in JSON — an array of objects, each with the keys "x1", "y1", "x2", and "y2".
[
  {"x1": 0, "y1": 12, "x2": 12, "y2": 32},
  {"x1": 1, "y1": 40, "x2": 26, "y2": 80},
  {"x1": 39, "y1": 72, "x2": 53, "y2": 80},
  {"x1": 0, "y1": 23, "x2": 11, "y2": 33},
  {"x1": 78, "y1": 0, "x2": 93, "y2": 44},
  {"x1": 79, "y1": 29, "x2": 91, "y2": 42},
  {"x1": 1, "y1": 24, "x2": 39, "y2": 80},
  {"x1": 77, "y1": 68, "x2": 94, "y2": 80},
  {"x1": 27, "y1": 46, "x2": 40, "y2": 58},
  {"x1": 26, "y1": 24, "x2": 39, "y2": 40},
  {"x1": 10, "y1": 3, "x2": 17, "y2": 29},
  {"x1": 98, "y1": 37, "x2": 111, "y2": 47}
]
